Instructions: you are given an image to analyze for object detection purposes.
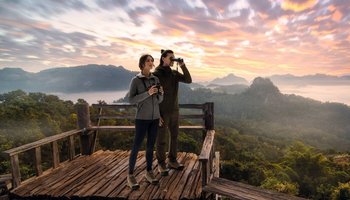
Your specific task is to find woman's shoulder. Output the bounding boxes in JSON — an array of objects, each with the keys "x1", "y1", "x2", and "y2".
[
  {"x1": 130, "y1": 75, "x2": 143, "y2": 84},
  {"x1": 150, "y1": 73, "x2": 160, "y2": 80}
]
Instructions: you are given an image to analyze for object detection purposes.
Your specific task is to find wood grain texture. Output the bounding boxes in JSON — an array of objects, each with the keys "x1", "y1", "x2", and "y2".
[{"x1": 9, "y1": 150, "x2": 202, "y2": 200}]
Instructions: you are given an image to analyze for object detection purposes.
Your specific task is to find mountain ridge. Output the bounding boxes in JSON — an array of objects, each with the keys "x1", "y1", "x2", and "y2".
[
  {"x1": 178, "y1": 77, "x2": 350, "y2": 151},
  {"x1": 0, "y1": 65, "x2": 137, "y2": 93},
  {"x1": 269, "y1": 73, "x2": 350, "y2": 86},
  {"x1": 1, "y1": 66, "x2": 350, "y2": 94}
]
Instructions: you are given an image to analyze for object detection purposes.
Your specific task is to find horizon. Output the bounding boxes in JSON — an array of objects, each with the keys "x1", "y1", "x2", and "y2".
[
  {"x1": 2, "y1": 64, "x2": 350, "y2": 83},
  {"x1": 1, "y1": 1, "x2": 350, "y2": 82},
  {"x1": 2, "y1": 64, "x2": 350, "y2": 106}
]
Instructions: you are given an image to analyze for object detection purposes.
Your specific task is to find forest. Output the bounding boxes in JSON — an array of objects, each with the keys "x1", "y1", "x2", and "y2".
[{"x1": 1, "y1": 77, "x2": 350, "y2": 199}]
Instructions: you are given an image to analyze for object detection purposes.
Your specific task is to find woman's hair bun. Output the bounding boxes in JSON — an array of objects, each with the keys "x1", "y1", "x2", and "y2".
[{"x1": 161, "y1": 49, "x2": 164, "y2": 54}]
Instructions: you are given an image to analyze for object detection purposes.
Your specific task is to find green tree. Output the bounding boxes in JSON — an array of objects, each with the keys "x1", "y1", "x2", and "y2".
[{"x1": 331, "y1": 182, "x2": 350, "y2": 200}]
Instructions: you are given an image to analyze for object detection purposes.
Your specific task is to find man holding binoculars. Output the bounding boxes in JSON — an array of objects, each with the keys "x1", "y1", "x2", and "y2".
[{"x1": 153, "y1": 49, "x2": 192, "y2": 176}]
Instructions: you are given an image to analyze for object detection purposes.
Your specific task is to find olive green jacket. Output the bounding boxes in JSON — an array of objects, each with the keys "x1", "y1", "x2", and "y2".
[{"x1": 153, "y1": 64, "x2": 192, "y2": 115}]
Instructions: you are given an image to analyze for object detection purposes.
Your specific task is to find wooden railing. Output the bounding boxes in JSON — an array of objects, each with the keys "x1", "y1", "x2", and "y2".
[
  {"x1": 3, "y1": 102, "x2": 216, "y2": 191},
  {"x1": 3, "y1": 129, "x2": 84, "y2": 188}
]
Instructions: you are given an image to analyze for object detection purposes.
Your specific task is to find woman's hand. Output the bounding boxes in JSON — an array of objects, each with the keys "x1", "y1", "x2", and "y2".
[
  {"x1": 148, "y1": 85, "x2": 158, "y2": 95},
  {"x1": 159, "y1": 86, "x2": 164, "y2": 95},
  {"x1": 159, "y1": 117, "x2": 164, "y2": 127}
]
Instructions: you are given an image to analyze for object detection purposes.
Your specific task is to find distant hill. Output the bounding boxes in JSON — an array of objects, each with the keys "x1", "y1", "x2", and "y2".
[
  {"x1": 0, "y1": 65, "x2": 136, "y2": 93},
  {"x1": 179, "y1": 77, "x2": 350, "y2": 151},
  {"x1": 269, "y1": 74, "x2": 350, "y2": 86},
  {"x1": 210, "y1": 73, "x2": 249, "y2": 85},
  {"x1": 0, "y1": 66, "x2": 211, "y2": 94},
  {"x1": 211, "y1": 84, "x2": 249, "y2": 94}
]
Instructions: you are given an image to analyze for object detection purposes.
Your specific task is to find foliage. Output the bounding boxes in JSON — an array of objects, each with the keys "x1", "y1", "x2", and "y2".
[
  {"x1": 179, "y1": 78, "x2": 350, "y2": 151},
  {"x1": 331, "y1": 182, "x2": 350, "y2": 200},
  {"x1": 261, "y1": 177, "x2": 299, "y2": 195},
  {"x1": 0, "y1": 90, "x2": 76, "y2": 175},
  {"x1": 2, "y1": 85, "x2": 350, "y2": 200}
]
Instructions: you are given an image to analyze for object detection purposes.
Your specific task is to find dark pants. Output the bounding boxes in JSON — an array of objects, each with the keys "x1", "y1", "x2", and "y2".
[
  {"x1": 129, "y1": 119, "x2": 159, "y2": 174},
  {"x1": 156, "y1": 111, "x2": 179, "y2": 164}
]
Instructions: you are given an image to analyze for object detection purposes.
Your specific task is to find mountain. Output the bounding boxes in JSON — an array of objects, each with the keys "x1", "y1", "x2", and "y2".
[
  {"x1": 0, "y1": 65, "x2": 136, "y2": 93},
  {"x1": 0, "y1": 68, "x2": 34, "y2": 92},
  {"x1": 269, "y1": 73, "x2": 350, "y2": 86},
  {"x1": 179, "y1": 77, "x2": 350, "y2": 151},
  {"x1": 210, "y1": 73, "x2": 249, "y2": 85},
  {"x1": 211, "y1": 84, "x2": 248, "y2": 94}
]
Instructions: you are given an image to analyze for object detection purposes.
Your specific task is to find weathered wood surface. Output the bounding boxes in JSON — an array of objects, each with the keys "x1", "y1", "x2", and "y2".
[
  {"x1": 92, "y1": 103, "x2": 205, "y2": 110},
  {"x1": 97, "y1": 114, "x2": 204, "y2": 120},
  {"x1": 9, "y1": 150, "x2": 202, "y2": 199},
  {"x1": 4, "y1": 129, "x2": 82, "y2": 156},
  {"x1": 89, "y1": 125, "x2": 204, "y2": 131},
  {"x1": 203, "y1": 177, "x2": 307, "y2": 200}
]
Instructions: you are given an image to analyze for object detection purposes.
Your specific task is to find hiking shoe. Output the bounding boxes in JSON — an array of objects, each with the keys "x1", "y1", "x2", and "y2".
[
  {"x1": 127, "y1": 174, "x2": 140, "y2": 190},
  {"x1": 168, "y1": 161, "x2": 184, "y2": 170},
  {"x1": 145, "y1": 171, "x2": 159, "y2": 185},
  {"x1": 158, "y1": 163, "x2": 169, "y2": 176}
]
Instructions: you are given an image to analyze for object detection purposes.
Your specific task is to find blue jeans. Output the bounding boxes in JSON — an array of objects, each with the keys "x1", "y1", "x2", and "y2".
[{"x1": 128, "y1": 119, "x2": 159, "y2": 174}]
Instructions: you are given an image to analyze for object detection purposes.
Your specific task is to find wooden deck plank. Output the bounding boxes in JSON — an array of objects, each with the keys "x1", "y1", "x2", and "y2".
[
  {"x1": 110, "y1": 155, "x2": 148, "y2": 198},
  {"x1": 180, "y1": 157, "x2": 200, "y2": 199},
  {"x1": 170, "y1": 153, "x2": 197, "y2": 200},
  {"x1": 152, "y1": 152, "x2": 187, "y2": 199},
  {"x1": 49, "y1": 153, "x2": 117, "y2": 197},
  {"x1": 72, "y1": 151, "x2": 130, "y2": 197},
  {"x1": 12, "y1": 150, "x2": 105, "y2": 196},
  {"x1": 65, "y1": 151, "x2": 129, "y2": 197},
  {"x1": 204, "y1": 177, "x2": 306, "y2": 200},
  {"x1": 8, "y1": 149, "x2": 303, "y2": 200},
  {"x1": 94, "y1": 152, "x2": 145, "y2": 197},
  {"x1": 33, "y1": 150, "x2": 111, "y2": 196},
  {"x1": 165, "y1": 152, "x2": 194, "y2": 199},
  {"x1": 191, "y1": 161, "x2": 203, "y2": 199},
  {"x1": 128, "y1": 157, "x2": 160, "y2": 200},
  {"x1": 89, "y1": 125, "x2": 204, "y2": 131},
  {"x1": 31, "y1": 151, "x2": 114, "y2": 197}
]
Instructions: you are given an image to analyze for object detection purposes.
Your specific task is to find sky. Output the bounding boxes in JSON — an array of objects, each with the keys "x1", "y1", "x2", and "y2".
[{"x1": 0, "y1": 0, "x2": 350, "y2": 82}]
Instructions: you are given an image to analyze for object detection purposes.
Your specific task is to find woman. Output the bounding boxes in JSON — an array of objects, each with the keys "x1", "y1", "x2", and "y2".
[{"x1": 127, "y1": 54, "x2": 163, "y2": 190}]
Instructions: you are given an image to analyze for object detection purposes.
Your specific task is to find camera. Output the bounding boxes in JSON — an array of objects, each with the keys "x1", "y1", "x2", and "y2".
[
  {"x1": 153, "y1": 83, "x2": 161, "y2": 95},
  {"x1": 171, "y1": 57, "x2": 184, "y2": 62},
  {"x1": 155, "y1": 83, "x2": 161, "y2": 90}
]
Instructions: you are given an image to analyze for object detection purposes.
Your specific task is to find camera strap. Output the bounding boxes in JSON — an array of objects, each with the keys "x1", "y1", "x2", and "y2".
[{"x1": 137, "y1": 77, "x2": 148, "y2": 91}]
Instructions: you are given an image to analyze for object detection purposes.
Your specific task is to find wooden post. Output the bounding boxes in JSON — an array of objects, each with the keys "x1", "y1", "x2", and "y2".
[
  {"x1": 68, "y1": 135, "x2": 75, "y2": 160},
  {"x1": 214, "y1": 152, "x2": 220, "y2": 177},
  {"x1": 90, "y1": 107, "x2": 103, "y2": 154},
  {"x1": 34, "y1": 147, "x2": 42, "y2": 176},
  {"x1": 77, "y1": 103, "x2": 92, "y2": 155},
  {"x1": 0, "y1": 174, "x2": 11, "y2": 197},
  {"x1": 201, "y1": 160, "x2": 208, "y2": 186},
  {"x1": 51, "y1": 141, "x2": 60, "y2": 168},
  {"x1": 10, "y1": 155, "x2": 20, "y2": 188},
  {"x1": 204, "y1": 102, "x2": 214, "y2": 130}
]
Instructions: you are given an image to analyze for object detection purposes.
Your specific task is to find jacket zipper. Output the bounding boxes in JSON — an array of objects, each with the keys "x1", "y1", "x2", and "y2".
[{"x1": 149, "y1": 78, "x2": 154, "y2": 120}]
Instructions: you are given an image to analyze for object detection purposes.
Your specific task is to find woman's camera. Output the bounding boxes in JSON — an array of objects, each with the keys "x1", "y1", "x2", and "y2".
[
  {"x1": 171, "y1": 58, "x2": 184, "y2": 62},
  {"x1": 152, "y1": 83, "x2": 161, "y2": 95}
]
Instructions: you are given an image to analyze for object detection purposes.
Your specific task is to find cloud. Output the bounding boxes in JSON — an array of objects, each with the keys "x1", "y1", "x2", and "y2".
[
  {"x1": 0, "y1": 0, "x2": 350, "y2": 81},
  {"x1": 281, "y1": 0, "x2": 318, "y2": 12}
]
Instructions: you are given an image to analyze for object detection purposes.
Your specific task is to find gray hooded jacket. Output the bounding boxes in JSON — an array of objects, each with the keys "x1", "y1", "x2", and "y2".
[{"x1": 128, "y1": 72, "x2": 163, "y2": 120}]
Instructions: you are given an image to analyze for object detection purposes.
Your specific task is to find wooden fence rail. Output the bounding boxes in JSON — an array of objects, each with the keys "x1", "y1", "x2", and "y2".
[{"x1": 3, "y1": 129, "x2": 83, "y2": 188}]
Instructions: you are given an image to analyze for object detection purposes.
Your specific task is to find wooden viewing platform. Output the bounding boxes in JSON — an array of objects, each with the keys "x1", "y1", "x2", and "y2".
[
  {"x1": 1, "y1": 103, "x2": 307, "y2": 200},
  {"x1": 10, "y1": 150, "x2": 202, "y2": 199}
]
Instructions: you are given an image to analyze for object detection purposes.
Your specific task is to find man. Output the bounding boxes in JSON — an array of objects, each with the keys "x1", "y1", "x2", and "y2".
[{"x1": 153, "y1": 49, "x2": 192, "y2": 176}]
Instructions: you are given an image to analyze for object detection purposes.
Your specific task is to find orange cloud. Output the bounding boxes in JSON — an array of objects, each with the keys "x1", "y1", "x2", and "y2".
[
  {"x1": 281, "y1": 0, "x2": 318, "y2": 12},
  {"x1": 332, "y1": 10, "x2": 342, "y2": 22}
]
